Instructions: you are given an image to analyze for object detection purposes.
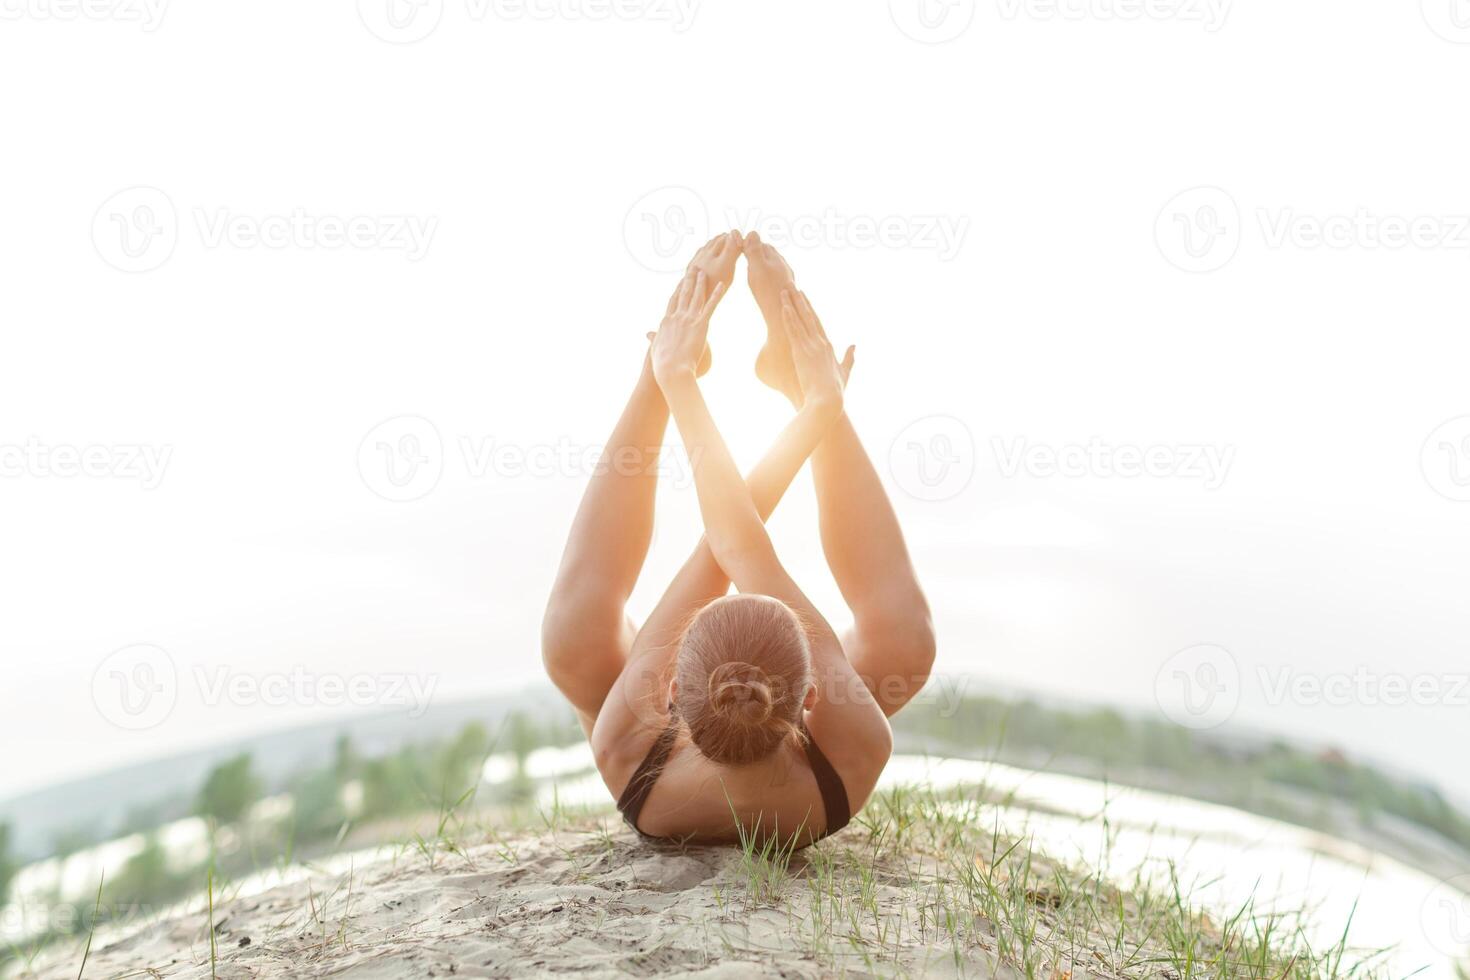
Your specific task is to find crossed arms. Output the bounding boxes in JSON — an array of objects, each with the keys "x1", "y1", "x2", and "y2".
[{"x1": 592, "y1": 267, "x2": 891, "y2": 788}]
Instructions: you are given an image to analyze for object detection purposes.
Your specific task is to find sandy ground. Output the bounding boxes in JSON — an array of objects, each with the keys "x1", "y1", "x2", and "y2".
[
  {"x1": 26, "y1": 823, "x2": 1013, "y2": 980},
  {"x1": 19, "y1": 758, "x2": 1463, "y2": 979}
]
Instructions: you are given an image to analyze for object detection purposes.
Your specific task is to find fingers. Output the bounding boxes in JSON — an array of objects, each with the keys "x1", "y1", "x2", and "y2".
[
  {"x1": 796, "y1": 290, "x2": 815, "y2": 321},
  {"x1": 684, "y1": 241, "x2": 707, "y2": 276},
  {"x1": 780, "y1": 291, "x2": 802, "y2": 338},
  {"x1": 780, "y1": 290, "x2": 815, "y2": 347},
  {"x1": 840, "y1": 345, "x2": 856, "y2": 381},
  {"x1": 668, "y1": 265, "x2": 725, "y2": 322},
  {"x1": 696, "y1": 280, "x2": 727, "y2": 324},
  {"x1": 796, "y1": 291, "x2": 826, "y2": 336},
  {"x1": 787, "y1": 290, "x2": 829, "y2": 347},
  {"x1": 675, "y1": 269, "x2": 695, "y2": 311},
  {"x1": 689, "y1": 269, "x2": 710, "y2": 310}
]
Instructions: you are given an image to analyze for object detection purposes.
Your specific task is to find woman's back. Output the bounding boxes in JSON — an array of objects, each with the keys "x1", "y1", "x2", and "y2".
[{"x1": 609, "y1": 724, "x2": 853, "y2": 845}]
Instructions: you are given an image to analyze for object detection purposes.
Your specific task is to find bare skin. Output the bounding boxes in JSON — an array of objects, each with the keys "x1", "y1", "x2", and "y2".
[
  {"x1": 679, "y1": 230, "x2": 742, "y2": 377},
  {"x1": 541, "y1": 235, "x2": 935, "y2": 844},
  {"x1": 745, "y1": 237, "x2": 935, "y2": 715},
  {"x1": 539, "y1": 233, "x2": 740, "y2": 727}
]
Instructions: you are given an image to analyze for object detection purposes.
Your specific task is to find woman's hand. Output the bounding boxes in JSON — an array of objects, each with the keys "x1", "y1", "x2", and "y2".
[
  {"x1": 651, "y1": 269, "x2": 726, "y2": 387},
  {"x1": 666, "y1": 232, "x2": 740, "y2": 377},
  {"x1": 781, "y1": 290, "x2": 851, "y2": 414}
]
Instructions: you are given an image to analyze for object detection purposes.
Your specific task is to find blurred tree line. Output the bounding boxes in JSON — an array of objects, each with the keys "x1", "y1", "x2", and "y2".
[
  {"x1": 894, "y1": 694, "x2": 1470, "y2": 852},
  {"x1": 1, "y1": 709, "x2": 584, "y2": 968}
]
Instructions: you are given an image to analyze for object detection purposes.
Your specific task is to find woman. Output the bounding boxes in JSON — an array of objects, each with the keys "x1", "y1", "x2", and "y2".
[{"x1": 541, "y1": 231, "x2": 935, "y2": 846}]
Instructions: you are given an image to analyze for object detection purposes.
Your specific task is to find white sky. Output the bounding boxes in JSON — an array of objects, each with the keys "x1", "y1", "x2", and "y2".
[{"x1": 1, "y1": 0, "x2": 1468, "y2": 805}]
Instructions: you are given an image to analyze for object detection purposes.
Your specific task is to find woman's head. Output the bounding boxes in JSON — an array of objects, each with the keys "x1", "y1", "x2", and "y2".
[{"x1": 672, "y1": 594, "x2": 813, "y2": 766}]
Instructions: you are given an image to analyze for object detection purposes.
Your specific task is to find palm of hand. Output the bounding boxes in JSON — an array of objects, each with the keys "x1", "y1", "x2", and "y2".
[
  {"x1": 783, "y1": 291, "x2": 848, "y2": 407},
  {"x1": 652, "y1": 269, "x2": 724, "y2": 382}
]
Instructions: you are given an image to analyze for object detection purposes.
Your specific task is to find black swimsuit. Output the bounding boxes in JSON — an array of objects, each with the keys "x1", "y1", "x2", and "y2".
[{"x1": 615, "y1": 720, "x2": 852, "y2": 842}]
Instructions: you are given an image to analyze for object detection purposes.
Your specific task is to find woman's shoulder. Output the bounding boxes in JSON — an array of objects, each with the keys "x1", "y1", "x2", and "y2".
[
  {"x1": 803, "y1": 699, "x2": 894, "y2": 818},
  {"x1": 590, "y1": 705, "x2": 673, "y2": 799}
]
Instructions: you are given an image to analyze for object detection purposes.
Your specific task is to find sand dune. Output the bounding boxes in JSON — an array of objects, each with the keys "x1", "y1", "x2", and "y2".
[
  {"x1": 23, "y1": 780, "x2": 1388, "y2": 980},
  {"x1": 27, "y1": 827, "x2": 982, "y2": 979}
]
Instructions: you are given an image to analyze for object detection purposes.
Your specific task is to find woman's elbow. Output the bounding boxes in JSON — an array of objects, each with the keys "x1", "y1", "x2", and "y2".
[{"x1": 867, "y1": 603, "x2": 937, "y2": 676}]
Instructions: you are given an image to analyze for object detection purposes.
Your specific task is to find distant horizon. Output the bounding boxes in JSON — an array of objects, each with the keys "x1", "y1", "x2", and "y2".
[{"x1": 6, "y1": 674, "x2": 1465, "y2": 834}]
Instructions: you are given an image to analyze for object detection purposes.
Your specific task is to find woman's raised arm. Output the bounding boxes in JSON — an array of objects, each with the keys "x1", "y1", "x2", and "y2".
[
  {"x1": 593, "y1": 334, "x2": 848, "y2": 755},
  {"x1": 653, "y1": 282, "x2": 891, "y2": 784},
  {"x1": 651, "y1": 273, "x2": 844, "y2": 589}
]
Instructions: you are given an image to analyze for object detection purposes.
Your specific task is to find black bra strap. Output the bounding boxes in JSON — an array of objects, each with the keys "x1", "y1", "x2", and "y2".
[
  {"x1": 616, "y1": 722, "x2": 680, "y2": 832},
  {"x1": 615, "y1": 721, "x2": 853, "y2": 839},
  {"x1": 800, "y1": 723, "x2": 852, "y2": 837}
]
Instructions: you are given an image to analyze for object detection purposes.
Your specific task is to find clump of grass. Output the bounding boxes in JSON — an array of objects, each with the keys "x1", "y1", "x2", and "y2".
[
  {"x1": 727, "y1": 783, "x2": 1394, "y2": 980},
  {"x1": 731, "y1": 819, "x2": 806, "y2": 908},
  {"x1": 721, "y1": 785, "x2": 814, "y2": 909},
  {"x1": 409, "y1": 784, "x2": 480, "y2": 872}
]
